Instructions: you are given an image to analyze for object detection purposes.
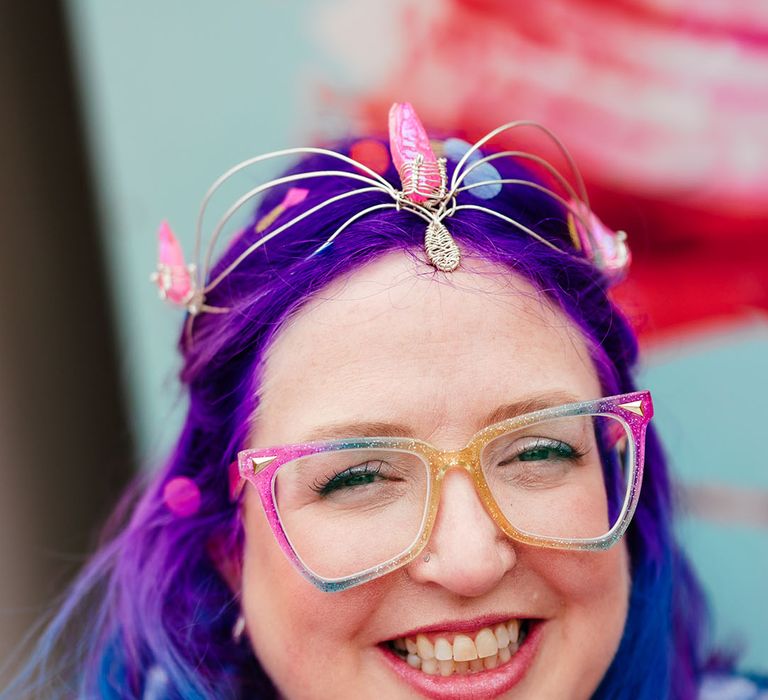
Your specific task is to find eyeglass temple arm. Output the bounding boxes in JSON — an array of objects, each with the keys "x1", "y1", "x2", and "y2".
[{"x1": 229, "y1": 461, "x2": 245, "y2": 502}]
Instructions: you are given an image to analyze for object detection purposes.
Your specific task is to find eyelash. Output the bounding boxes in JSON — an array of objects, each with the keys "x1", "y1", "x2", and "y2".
[
  {"x1": 502, "y1": 438, "x2": 585, "y2": 464},
  {"x1": 311, "y1": 461, "x2": 385, "y2": 496}
]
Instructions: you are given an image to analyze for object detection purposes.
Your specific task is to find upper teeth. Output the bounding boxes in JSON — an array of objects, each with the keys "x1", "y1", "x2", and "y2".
[{"x1": 392, "y1": 619, "x2": 522, "y2": 676}]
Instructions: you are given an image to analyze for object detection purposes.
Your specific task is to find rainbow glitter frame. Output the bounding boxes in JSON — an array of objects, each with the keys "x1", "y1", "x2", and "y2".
[{"x1": 231, "y1": 390, "x2": 653, "y2": 592}]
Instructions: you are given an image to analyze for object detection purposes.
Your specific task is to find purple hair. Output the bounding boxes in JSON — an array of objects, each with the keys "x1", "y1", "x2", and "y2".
[{"x1": 4, "y1": 140, "x2": 720, "y2": 699}]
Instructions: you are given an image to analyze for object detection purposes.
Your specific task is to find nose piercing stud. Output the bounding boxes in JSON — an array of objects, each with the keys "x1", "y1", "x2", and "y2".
[{"x1": 423, "y1": 551, "x2": 431, "y2": 563}]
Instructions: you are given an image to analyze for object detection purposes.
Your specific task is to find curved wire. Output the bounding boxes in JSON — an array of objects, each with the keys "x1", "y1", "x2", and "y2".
[
  {"x1": 449, "y1": 121, "x2": 589, "y2": 209},
  {"x1": 194, "y1": 148, "x2": 396, "y2": 286},
  {"x1": 205, "y1": 185, "x2": 387, "y2": 292},
  {"x1": 452, "y1": 150, "x2": 582, "y2": 207},
  {"x1": 202, "y1": 173, "x2": 393, "y2": 290},
  {"x1": 454, "y1": 178, "x2": 592, "y2": 237},
  {"x1": 452, "y1": 204, "x2": 564, "y2": 253},
  {"x1": 310, "y1": 203, "x2": 402, "y2": 256}
]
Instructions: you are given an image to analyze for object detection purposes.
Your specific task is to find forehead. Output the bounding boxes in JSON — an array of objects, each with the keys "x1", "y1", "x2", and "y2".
[{"x1": 252, "y1": 252, "x2": 601, "y2": 446}]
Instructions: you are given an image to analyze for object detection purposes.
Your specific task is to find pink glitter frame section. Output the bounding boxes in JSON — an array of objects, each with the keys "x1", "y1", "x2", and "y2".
[{"x1": 233, "y1": 390, "x2": 652, "y2": 592}]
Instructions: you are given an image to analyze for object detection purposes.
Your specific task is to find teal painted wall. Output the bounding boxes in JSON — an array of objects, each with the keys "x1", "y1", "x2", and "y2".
[
  {"x1": 639, "y1": 325, "x2": 768, "y2": 671},
  {"x1": 64, "y1": 0, "x2": 329, "y2": 462},
  {"x1": 65, "y1": 1, "x2": 768, "y2": 673}
]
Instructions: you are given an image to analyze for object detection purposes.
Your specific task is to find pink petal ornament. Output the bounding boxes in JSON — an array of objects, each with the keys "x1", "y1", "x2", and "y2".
[
  {"x1": 568, "y1": 202, "x2": 631, "y2": 284},
  {"x1": 388, "y1": 102, "x2": 444, "y2": 204},
  {"x1": 255, "y1": 187, "x2": 310, "y2": 233},
  {"x1": 154, "y1": 221, "x2": 193, "y2": 304}
]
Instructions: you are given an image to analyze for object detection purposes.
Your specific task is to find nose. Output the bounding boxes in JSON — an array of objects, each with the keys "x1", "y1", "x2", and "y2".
[{"x1": 405, "y1": 467, "x2": 517, "y2": 597}]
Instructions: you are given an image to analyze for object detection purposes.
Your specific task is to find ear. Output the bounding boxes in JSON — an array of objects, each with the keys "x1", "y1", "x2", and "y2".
[{"x1": 206, "y1": 530, "x2": 243, "y2": 595}]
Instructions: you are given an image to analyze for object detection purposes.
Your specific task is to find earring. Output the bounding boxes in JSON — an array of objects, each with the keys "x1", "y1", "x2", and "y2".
[{"x1": 232, "y1": 614, "x2": 246, "y2": 643}]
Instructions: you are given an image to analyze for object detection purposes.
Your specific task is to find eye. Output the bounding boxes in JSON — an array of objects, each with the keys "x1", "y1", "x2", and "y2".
[
  {"x1": 495, "y1": 438, "x2": 583, "y2": 468},
  {"x1": 488, "y1": 438, "x2": 588, "y2": 489},
  {"x1": 514, "y1": 439, "x2": 577, "y2": 463},
  {"x1": 312, "y1": 461, "x2": 388, "y2": 496}
]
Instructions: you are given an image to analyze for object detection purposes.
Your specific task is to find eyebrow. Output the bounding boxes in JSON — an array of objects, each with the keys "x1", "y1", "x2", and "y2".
[
  {"x1": 302, "y1": 420, "x2": 414, "y2": 442},
  {"x1": 479, "y1": 391, "x2": 580, "y2": 427},
  {"x1": 299, "y1": 391, "x2": 582, "y2": 442}
]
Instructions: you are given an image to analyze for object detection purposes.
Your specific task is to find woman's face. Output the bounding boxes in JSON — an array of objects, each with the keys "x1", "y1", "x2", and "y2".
[{"x1": 240, "y1": 252, "x2": 630, "y2": 700}]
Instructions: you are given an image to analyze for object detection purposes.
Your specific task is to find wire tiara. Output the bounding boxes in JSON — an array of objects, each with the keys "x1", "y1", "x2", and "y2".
[{"x1": 151, "y1": 102, "x2": 630, "y2": 321}]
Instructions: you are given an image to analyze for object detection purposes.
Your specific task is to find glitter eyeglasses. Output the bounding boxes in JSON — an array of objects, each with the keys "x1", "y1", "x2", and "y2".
[{"x1": 231, "y1": 391, "x2": 652, "y2": 591}]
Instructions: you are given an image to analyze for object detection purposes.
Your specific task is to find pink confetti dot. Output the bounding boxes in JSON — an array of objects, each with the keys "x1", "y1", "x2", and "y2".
[
  {"x1": 163, "y1": 477, "x2": 201, "y2": 517},
  {"x1": 350, "y1": 139, "x2": 390, "y2": 175}
]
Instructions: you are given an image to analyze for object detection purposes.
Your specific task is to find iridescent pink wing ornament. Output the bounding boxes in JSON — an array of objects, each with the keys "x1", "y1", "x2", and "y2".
[
  {"x1": 151, "y1": 221, "x2": 195, "y2": 306},
  {"x1": 388, "y1": 102, "x2": 445, "y2": 204},
  {"x1": 389, "y1": 102, "x2": 459, "y2": 272},
  {"x1": 567, "y1": 201, "x2": 631, "y2": 284}
]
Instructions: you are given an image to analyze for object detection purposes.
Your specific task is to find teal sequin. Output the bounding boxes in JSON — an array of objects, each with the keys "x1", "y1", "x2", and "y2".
[{"x1": 444, "y1": 138, "x2": 502, "y2": 200}]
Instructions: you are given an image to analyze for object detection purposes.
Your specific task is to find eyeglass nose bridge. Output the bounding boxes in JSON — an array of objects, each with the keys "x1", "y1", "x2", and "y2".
[
  {"x1": 426, "y1": 444, "x2": 513, "y2": 542},
  {"x1": 432, "y1": 445, "x2": 483, "y2": 479}
]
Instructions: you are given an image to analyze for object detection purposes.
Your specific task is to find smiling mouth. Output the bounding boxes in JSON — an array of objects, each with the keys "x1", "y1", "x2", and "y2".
[{"x1": 386, "y1": 618, "x2": 532, "y2": 676}]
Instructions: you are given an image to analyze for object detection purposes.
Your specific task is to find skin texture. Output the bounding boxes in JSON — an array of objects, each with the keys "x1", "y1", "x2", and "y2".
[{"x1": 240, "y1": 252, "x2": 630, "y2": 700}]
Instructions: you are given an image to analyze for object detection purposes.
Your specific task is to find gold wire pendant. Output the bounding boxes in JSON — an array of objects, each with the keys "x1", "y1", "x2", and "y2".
[{"x1": 425, "y1": 219, "x2": 461, "y2": 272}]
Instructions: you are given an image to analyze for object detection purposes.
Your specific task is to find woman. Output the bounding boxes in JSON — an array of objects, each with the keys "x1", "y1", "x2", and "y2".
[{"x1": 4, "y1": 104, "x2": 763, "y2": 699}]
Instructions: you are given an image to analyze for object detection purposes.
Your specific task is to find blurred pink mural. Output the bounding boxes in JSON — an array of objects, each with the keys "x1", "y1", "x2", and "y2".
[{"x1": 313, "y1": 0, "x2": 768, "y2": 345}]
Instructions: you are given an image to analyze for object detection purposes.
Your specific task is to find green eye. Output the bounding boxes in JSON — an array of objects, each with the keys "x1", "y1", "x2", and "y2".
[
  {"x1": 518, "y1": 442, "x2": 575, "y2": 462},
  {"x1": 336, "y1": 472, "x2": 378, "y2": 488},
  {"x1": 312, "y1": 462, "x2": 385, "y2": 496}
]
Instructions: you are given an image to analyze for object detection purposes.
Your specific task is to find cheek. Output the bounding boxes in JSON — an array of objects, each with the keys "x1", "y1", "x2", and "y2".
[
  {"x1": 529, "y1": 544, "x2": 630, "y2": 693},
  {"x1": 239, "y1": 493, "x2": 387, "y2": 689},
  {"x1": 536, "y1": 544, "x2": 630, "y2": 605},
  {"x1": 540, "y1": 544, "x2": 630, "y2": 634}
]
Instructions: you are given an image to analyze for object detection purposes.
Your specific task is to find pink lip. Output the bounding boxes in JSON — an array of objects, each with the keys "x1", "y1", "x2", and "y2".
[{"x1": 378, "y1": 619, "x2": 544, "y2": 700}]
